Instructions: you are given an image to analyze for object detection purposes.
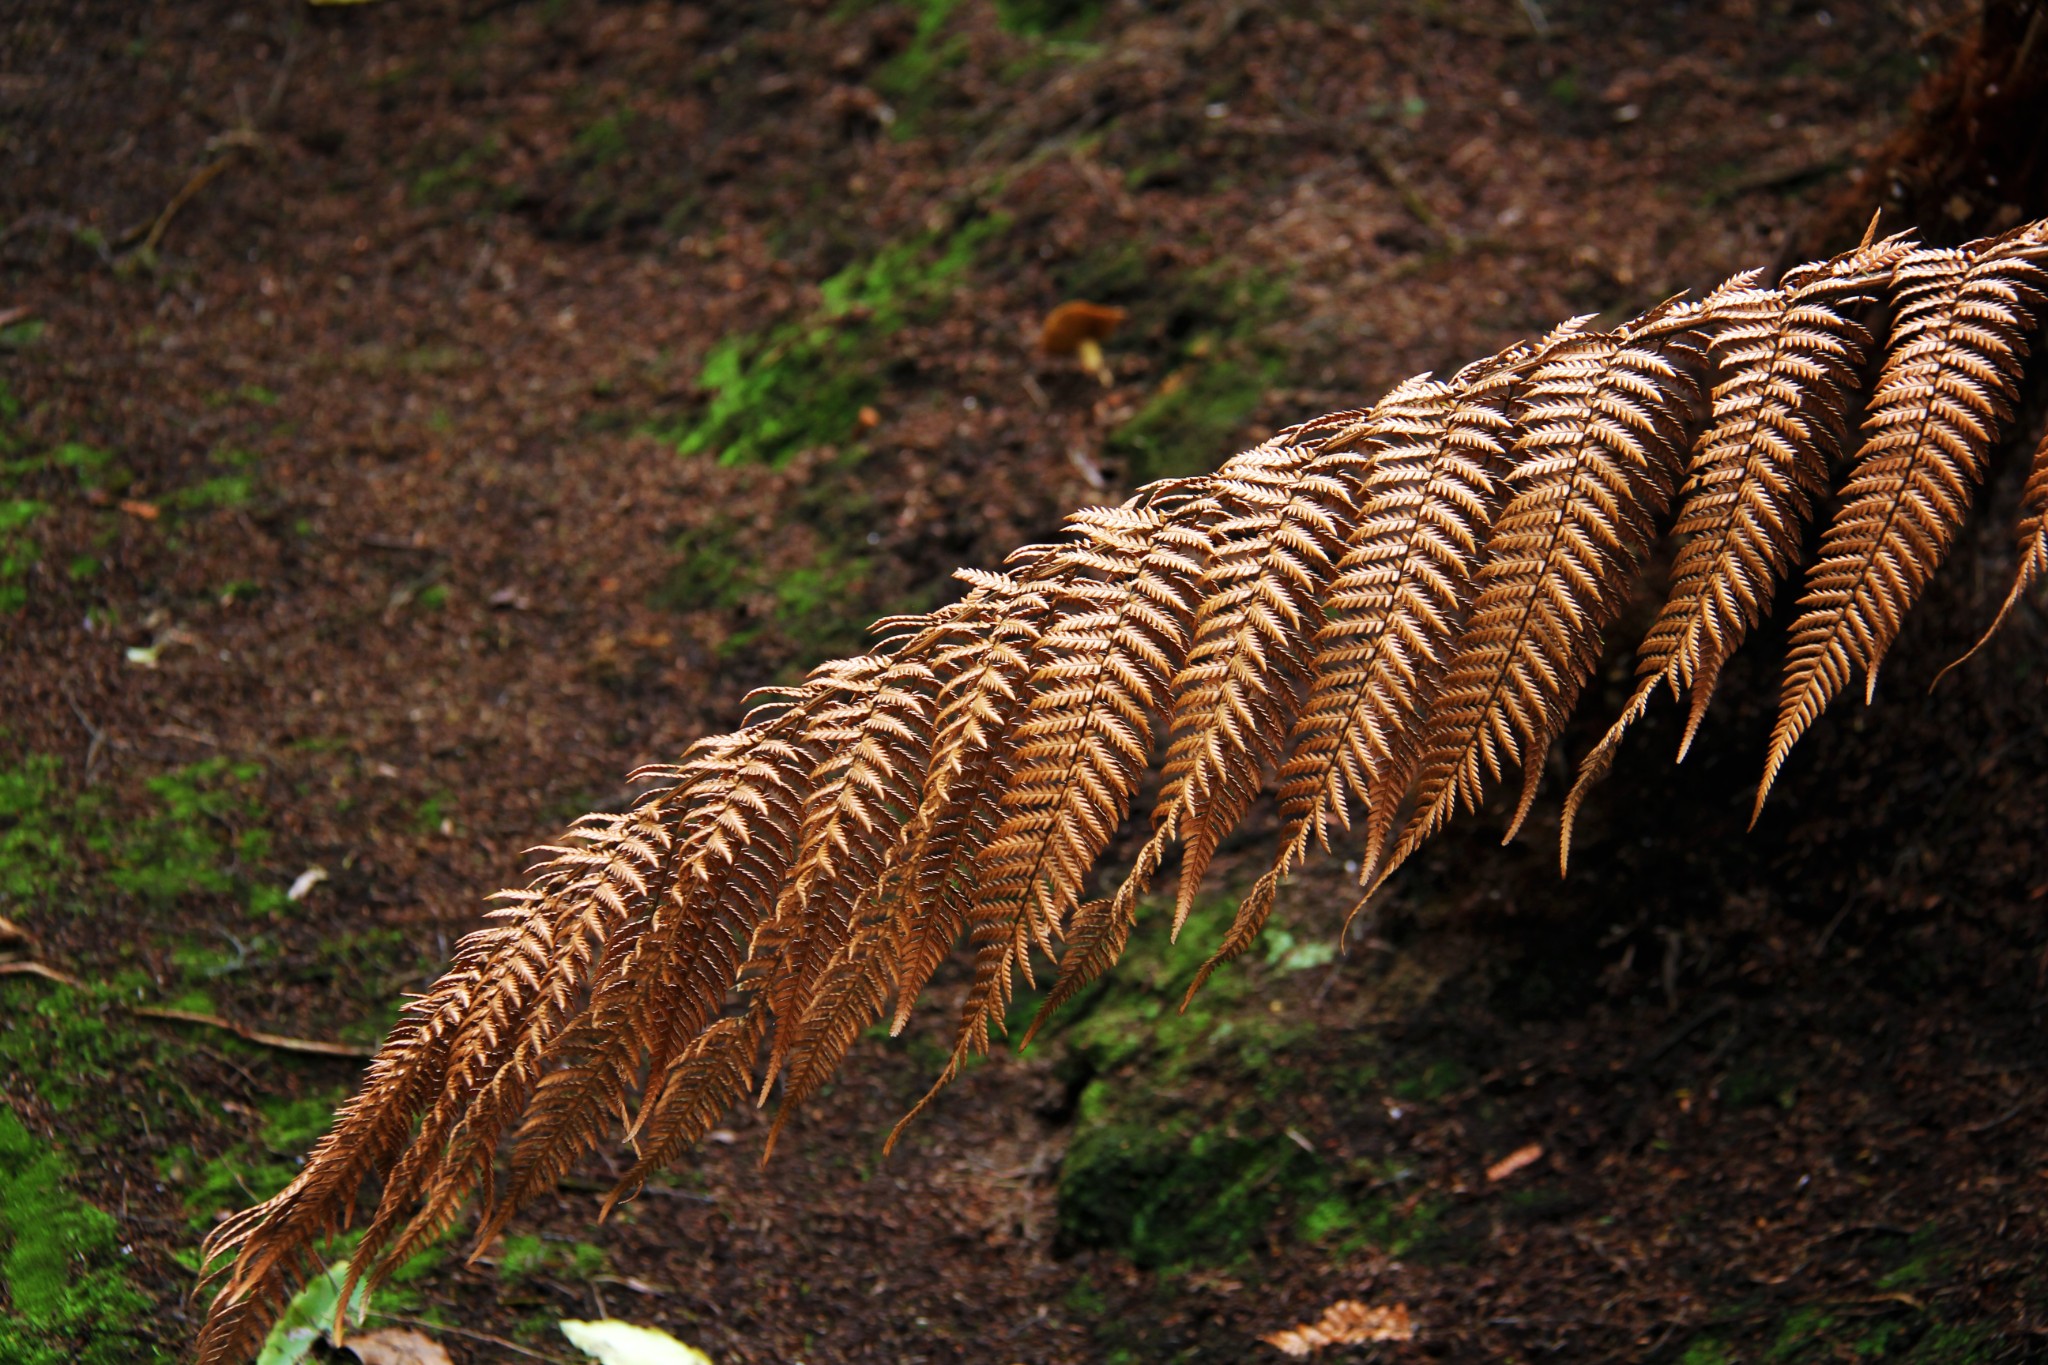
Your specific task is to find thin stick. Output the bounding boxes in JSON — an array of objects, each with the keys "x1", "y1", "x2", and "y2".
[
  {"x1": 62, "y1": 686, "x2": 109, "y2": 779},
  {"x1": 129, "y1": 1006, "x2": 377, "y2": 1058},
  {"x1": 140, "y1": 153, "x2": 243, "y2": 257},
  {"x1": 0, "y1": 959, "x2": 83, "y2": 986},
  {"x1": 0, "y1": 960, "x2": 375, "y2": 1057}
]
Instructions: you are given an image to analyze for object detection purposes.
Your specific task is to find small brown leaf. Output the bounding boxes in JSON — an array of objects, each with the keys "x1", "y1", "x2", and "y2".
[
  {"x1": 120, "y1": 499, "x2": 160, "y2": 520},
  {"x1": 346, "y1": 1327, "x2": 454, "y2": 1365},
  {"x1": 1486, "y1": 1142, "x2": 1544, "y2": 1182}
]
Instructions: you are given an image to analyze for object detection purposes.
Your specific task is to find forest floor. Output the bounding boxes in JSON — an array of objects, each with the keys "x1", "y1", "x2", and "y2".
[{"x1": 3, "y1": 1, "x2": 2046, "y2": 1362}]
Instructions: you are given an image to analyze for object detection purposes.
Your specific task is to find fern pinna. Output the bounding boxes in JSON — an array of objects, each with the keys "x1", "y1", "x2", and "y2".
[{"x1": 195, "y1": 218, "x2": 2048, "y2": 1362}]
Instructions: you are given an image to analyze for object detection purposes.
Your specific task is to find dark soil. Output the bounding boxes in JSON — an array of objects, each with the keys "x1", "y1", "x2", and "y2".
[{"x1": 3, "y1": 2, "x2": 2044, "y2": 1363}]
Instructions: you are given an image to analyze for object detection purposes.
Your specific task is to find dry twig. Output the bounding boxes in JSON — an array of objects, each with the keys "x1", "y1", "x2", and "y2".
[{"x1": 0, "y1": 960, "x2": 376, "y2": 1058}]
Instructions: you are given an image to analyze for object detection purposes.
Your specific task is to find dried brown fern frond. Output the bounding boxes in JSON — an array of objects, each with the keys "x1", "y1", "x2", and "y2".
[
  {"x1": 1382, "y1": 305, "x2": 1707, "y2": 888},
  {"x1": 195, "y1": 219, "x2": 2048, "y2": 1365},
  {"x1": 1202, "y1": 361, "x2": 1522, "y2": 997},
  {"x1": 1939, "y1": 420, "x2": 2048, "y2": 682},
  {"x1": 1760, "y1": 228, "x2": 2048, "y2": 811},
  {"x1": 1560, "y1": 236, "x2": 1911, "y2": 854}
]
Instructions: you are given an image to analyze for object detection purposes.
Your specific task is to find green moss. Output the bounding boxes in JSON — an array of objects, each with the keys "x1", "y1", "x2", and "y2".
[
  {"x1": 1045, "y1": 894, "x2": 1421, "y2": 1270},
  {"x1": 167, "y1": 473, "x2": 256, "y2": 512},
  {"x1": 1259, "y1": 926, "x2": 1336, "y2": 972},
  {"x1": 1678, "y1": 1342, "x2": 1735, "y2": 1365},
  {"x1": 1061, "y1": 263, "x2": 1290, "y2": 485},
  {"x1": 0, "y1": 1109, "x2": 162, "y2": 1364},
  {"x1": 667, "y1": 219, "x2": 1005, "y2": 467},
  {"x1": 496, "y1": 1233, "x2": 547, "y2": 1279},
  {"x1": 258, "y1": 1095, "x2": 340, "y2": 1154},
  {"x1": 0, "y1": 497, "x2": 46, "y2": 613},
  {"x1": 1057, "y1": 1105, "x2": 1317, "y2": 1266},
  {"x1": 1902, "y1": 1324, "x2": 1995, "y2": 1363},
  {"x1": 1, "y1": 754, "x2": 283, "y2": 919},
  {"x1": 99, "y1": 760, "x2": 261, "y2": 905},
  {"x1": 1062, "y1": 1274, "x2": 1106, "y2": 1317},
  {"x1": 166, "y1": 1091, "x2": 342, "y2": 1230},
  {"x1": 1767, "y1": 1309, "x2": 1839, "y2": 1361},
  {"x1": 870, "y1": 0, "x2": 973, "y2": 133},
  {"x1": 574, "y1": 111, "x2": 632, "y2": 164},
  {"x1": 1109, "y1": 356, "x2": 1272, "y2": 484},
  {"x1": 0, "y1": 979, "x2": 183, "y2": 1116},
  {"x1": 0, "y1": 754, "x2": 73, "y2": 902},
  {"x1": 174, "y1": 1148, "x2": 296, "y2": 1231},
  {"x1": 1753, "y1": 1298, "x2": 1994, "y2": 1364},
  {"x1": 664, "y1": 515, "x2": 878, "y2": 660},
  {"x1": 412, "y1": 135, "x2": 505, "y2": 206},
  {"x1": 413, "y1": 791, "x2": 452, "y2": 834},
  {"x1": 52, "y1": 442, "x2": 121, "y2": 491},
  {"x1": 496, "y1": 1234, "x2": 606, "y2": 1283},
  {"x1": 1722, "y1": 1063, "x2": 1787, "y2": 1109},
  {"x1": 1391, "y1": 1057, "x2": 1471, "y2": 1103}
]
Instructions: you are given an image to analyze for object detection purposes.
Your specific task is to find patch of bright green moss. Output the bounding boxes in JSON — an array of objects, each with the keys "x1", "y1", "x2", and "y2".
[
  {"x1": 1108, "y1": 355, "x2": 1276, "y2": 484},
  {"x1": 412, "y1": 791, "x2": 452, "y2": 833},
  {"x1": 496, "y1": 1234, "x2": 606, "y2": 1282},
  {"x1": 667, "y1": 218, "x2": 1006, "y2": 467},
  {"x1": 1755, "y1": 1296, "x2": 1993, "y2": 1363},
  {"x1": 0, "y1": 984, "x2": 136, "y2": 1092},
  {"x1": 0, "y1": 753, "x2": 286, "y2": 918},
  {"x1": 164, "y1": 1091, "x2": 342, "y2": 1230},
  {"x1": 0, "y1": 1108, "x2": 163, "y2": 1364},
  {"x1": 51, "y1": 442, "x2": 122, "y2": 492},
  {"x1": 0, "y1": 754, "x2": 73, "y2": 901}
]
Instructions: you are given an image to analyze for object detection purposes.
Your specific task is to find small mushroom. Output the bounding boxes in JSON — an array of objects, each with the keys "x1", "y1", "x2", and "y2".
[{"x1": 1038, "y1": 300, "x2": 1127, "y2": 386}]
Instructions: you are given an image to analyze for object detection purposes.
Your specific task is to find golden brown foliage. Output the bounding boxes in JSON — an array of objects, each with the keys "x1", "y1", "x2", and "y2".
[{"x1": 195, "y1": 220, "x2": 2048, "y2": 1363}]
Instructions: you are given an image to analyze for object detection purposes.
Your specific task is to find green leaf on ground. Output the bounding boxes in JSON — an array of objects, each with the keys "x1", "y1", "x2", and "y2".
[{"x1": 255, "y1": 1260, "x2": 368, "y2": 1365}]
